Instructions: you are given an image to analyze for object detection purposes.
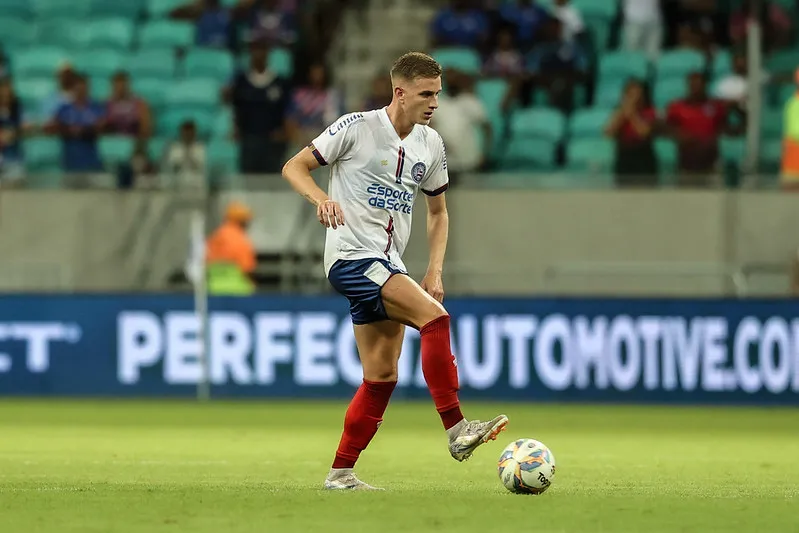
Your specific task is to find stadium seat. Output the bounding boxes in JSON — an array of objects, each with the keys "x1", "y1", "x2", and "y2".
[
  {"x1": 499, "y1": 138, "x2": 557, "y2": 171},
  {"x1": 720, "y1": 136, "x2": 747, "y2": 165},
  {"x1": 570, "y1": 108, "x2": 612, "y2": 139},
  {"x1": 147, "y1": 136, "x2": 170, "y2": 162},
  {"x1": 268, "y1": 47, "x2": 293, "y2": 78},
  {"x1": 138, "y1": 20, "x2": 194, "y2": 49},
  {"x1": 598, "y1": 51, "x2": 649, "y2": 85},
  {"x1": 84, "y1": 18, "x2": 136, "y2": 50},
  {"x1": 146, "y1": 0, "x2": 186, "y2": 18},
  {"x1": 165, "y1": 78, "x2": 221, "y2": 108},
  {"x1": 12, "y1": 47, "x2": 71, "y2": 78},
  {"x1": 157, "y1": 108, "x2": 215, "y2": 138},
  {"x1": 33, "y1": 19, "x2": 87, "y2": 48},
  {"x1": 32, "y1": 0, "x2": 89, "y2": 18},
  {"x1": 0, "y1": 0, "x2": 32, "y2": 18},
  {"x1": 23, "y1": 137, "x2": 62, "y2": 172},
  {"x1": 89, "y1": 0, "x2": 143, "y2": 18},
  {"x1": 655, "y1": 50, "x2": 706, "y2": 81},
  {"x1": 134, "y1": 78, "x2": 169, "y2": 109},
  {"x1": 776, "y1": 83, "x2": 796, "y2": 106},
  {"x1": 208, "y1": 139, "x2": 239, "y2": 175},
  {"x1": 766, "y1": 50, "x2": 799, "y2": 74},
  {"x1": 565, "y1": 138, "x2": 615, "y2": 171},
  {"x1": 476, "y1": 78, "x2": 509, "y2": 156},
  {"x1": 99, "y1": 136, "x2": 135, "y2": 167},
  {"x1": 431, "y1": 47, "x2": 481, "y2": 75},
  {"x1": 761, "y1": 107, "x2": 783, "y2": 140},
  {"x1": 213, "y1": 108, "x2": 234, "y2": 140},
  {"x1": 128, "y1": 49, "x2": 178, "y2": 79},
  {"x1": 0, "y1": 17, "x2": 34, "y2": 48},
  {"x1": 14, "y1": 78, "x2": 55, "y2": 112},
  {"x1": 73, "y1": 50, "x2": 125, "y2": 79},
  {"x1": 712, "y1": 50, "x2": 732, "y2": 78},
  {"x1": 759, "y1": 139, "x2": 783, "y2": 174},
  {"x1": 654, "y1": 78, "x2": 687, "y2": 109},
  {"x1": 184, "y1": 49, "x2": 235, "y2": 82},
  {"x1": 509, "y1": 108, "x2": 566, "y2": 142},
  {"x1": 654, "y1": 139, "x2": 678, "y2": 181}
]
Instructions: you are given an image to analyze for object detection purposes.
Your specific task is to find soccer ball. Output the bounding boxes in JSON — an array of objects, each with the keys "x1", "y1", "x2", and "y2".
[{"x1": 497, "y1": 439, "x2": 556, "y2": 495}]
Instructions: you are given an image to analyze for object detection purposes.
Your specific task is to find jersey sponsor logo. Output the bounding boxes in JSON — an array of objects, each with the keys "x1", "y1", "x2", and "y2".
[
  {"x1": 411, "y1": 162, "x2": 426, "y2": 183},
  {"x1": 366, "y1": 183, "x2": 414, "y2": 214},
  {"x1": 327, "y1": 113, "x2": 364, "y2": 136}
]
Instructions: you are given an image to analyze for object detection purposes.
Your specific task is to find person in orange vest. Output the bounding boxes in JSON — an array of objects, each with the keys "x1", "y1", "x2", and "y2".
[
  {"x1": 780, "y1": 68, "x2": 799, "y2": 190},
  {"x1": 205, "y1": 201, "x2": 257, "y2": 295}
]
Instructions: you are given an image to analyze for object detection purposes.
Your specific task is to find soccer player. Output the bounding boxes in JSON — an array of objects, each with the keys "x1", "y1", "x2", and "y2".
[{"x1": 282, "y1": 52, "x2": 508, "y2": 490}]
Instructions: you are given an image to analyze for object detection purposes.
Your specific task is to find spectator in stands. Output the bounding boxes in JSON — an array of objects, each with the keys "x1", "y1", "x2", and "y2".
[
  {"x1": 676, "y1": 21, "x2": 711, "y2": 58},
  {"x1": 713, "y1": 51, "x2": 772, "y2": 110},
  {"x1": 666, "y1": 72, "x2": 731, "y2": 187},
  {"x1": 105, "y1": 71, "x2": 153, "y2": 139},
  {"x1": 165, "y1": 120, "x2": 207, "y2": 190},
  {"x1": 206, "y1": 201, "x2": 256, "y2": 295},
  {"x1": 730, "y1": 0, "x2": 793, "y2": 53},
  {"x1": 622, "y1": 0, "x2": 662, "y2": 59},
  {"x1": 234, "y1": 0, "x2": 297, "y2": 46},
  {"x1": 286, "y1": 62, "x2": 343, "y2": 155},
  {"x1": 361, "y1": 73, "x2": 392, "y2": 110},
  {"x1": 483, "y1": 26, "x2": 524, "y2": 78},
  {"x1": 40, "y1": 62, "x2": 76, "y2": 125},
  {"x1": 227, "y1": 39, "x2": 290, "y2": 173},
  {"x1": 171, "y1": 0, "x2": 233, "y2": 49},
  {"x1": 432, "y1": 69, "x2": 491, "y2": 179},
  {"x1": 0, "y1": 79, "x2": 24, "y2": 184},
  {"x1": 604, "y1": 79, "x2": 658, "y2": 187},
  {"x1": 498, "y1": 0, "x2": 549, "y2": 51},
  {"x1": 431, "y1": 0, "x2": 490, "y2": 49},
  {"x1": 526, "y1": 17, "x2": 588, "y2": 112},
  {"x1": 49, "y1": 74, "x2": 104, "y2": 173},
  {"x1": 552, "y1": 0, "x2": 584, "y2": 43}
]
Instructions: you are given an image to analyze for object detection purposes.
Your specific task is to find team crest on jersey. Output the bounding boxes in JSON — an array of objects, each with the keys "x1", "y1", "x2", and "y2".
[{"x1": 411, "y1": 162, "x2": 427, "y2": 183}]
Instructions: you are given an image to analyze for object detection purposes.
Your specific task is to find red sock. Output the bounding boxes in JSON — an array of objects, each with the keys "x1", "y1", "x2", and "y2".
[
  {"x1": 421, "y1": 315, "x2": 464, "y2": 430},
  {"x1": 332, "y1": 380, "x2": 396, "y2": 469}
]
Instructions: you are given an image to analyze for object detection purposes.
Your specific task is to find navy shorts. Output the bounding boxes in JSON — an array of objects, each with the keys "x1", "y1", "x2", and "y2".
[{"x1": 328, "y1": 258, "x2": 407, "y2": 325}]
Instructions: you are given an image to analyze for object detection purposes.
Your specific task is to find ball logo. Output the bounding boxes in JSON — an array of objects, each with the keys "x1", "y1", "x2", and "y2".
[{"x1": 411, "y1": 162, "x2": 426, "y2": 183}]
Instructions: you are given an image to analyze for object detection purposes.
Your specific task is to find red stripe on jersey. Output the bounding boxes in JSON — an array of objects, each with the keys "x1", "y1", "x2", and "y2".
[
  {"x1": 394, "y1": 146, "x2": 405, "y2": 182},
  {"x1": 383, "y1": 215, "x2": 395, "y2": 258}
]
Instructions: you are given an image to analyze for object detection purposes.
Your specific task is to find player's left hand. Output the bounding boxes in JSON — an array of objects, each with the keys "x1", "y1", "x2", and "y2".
[{"x1": 421, "y1": 271, "x2": 444, "y2": 303}]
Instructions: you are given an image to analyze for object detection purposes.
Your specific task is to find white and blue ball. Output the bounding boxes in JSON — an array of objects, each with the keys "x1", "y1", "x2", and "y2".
[{"x1": 497, "y1": 439, "x2": 556, "y2": 495}]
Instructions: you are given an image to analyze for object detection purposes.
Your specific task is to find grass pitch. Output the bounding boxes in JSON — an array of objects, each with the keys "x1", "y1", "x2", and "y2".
[{"x1": 0, "y1": 400, "x2": 797, "y2": 533}]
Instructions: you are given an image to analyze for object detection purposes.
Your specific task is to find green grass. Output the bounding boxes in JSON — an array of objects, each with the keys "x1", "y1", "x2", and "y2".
[{"x1": 0, "y1": 401, "x2": 797, "y2": 533}]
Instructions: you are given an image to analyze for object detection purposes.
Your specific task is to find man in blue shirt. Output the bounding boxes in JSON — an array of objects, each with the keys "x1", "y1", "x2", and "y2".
[
  {"x1": 499, "y1": 0, "x2": 550, "y2": 51},
  {"x1": 431, "y1": 0, "x2": 489, "y2": 49},
  {"x1": 526, "y1": 18, "x2": 588, "y2": 111},
  {"x1": 50, "y1": 75, "x2": 105, "y2": 172}
]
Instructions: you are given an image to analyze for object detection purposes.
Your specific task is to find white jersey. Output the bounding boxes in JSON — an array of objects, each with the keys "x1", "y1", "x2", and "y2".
[{"x1": 310, "y1": 108, "x2": 449, "y2": 275}]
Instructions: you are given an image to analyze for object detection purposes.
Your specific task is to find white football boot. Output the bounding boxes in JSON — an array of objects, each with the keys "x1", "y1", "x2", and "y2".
[
  {"x1": 448, "y1": 415, "x2": 509, "y2": 462},
  {"x1": 323, "y1": 468, "x2": 384, "y2": 491}
]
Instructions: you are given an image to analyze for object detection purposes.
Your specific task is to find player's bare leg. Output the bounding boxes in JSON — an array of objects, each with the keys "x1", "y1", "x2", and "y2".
[
  {"x1": 324, "y1": 320, "x2": 404, "y2": 490},
  {"x1": 381, "y1": 274, "x2": 508, "y2": 462}
]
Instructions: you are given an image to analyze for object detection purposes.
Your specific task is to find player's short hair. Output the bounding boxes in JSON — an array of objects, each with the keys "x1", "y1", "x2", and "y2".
[{"x1": 390, "y1": 52, "x2": 442, "y2": 84}]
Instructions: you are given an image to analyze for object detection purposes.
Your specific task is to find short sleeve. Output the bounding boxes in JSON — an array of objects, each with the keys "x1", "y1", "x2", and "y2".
[
  {"x1": 308, "y1": 113, "x2": 364, "y2": 166},
  {"x1": 421, "y1": 132, "x2": 449, "y2": 196}
]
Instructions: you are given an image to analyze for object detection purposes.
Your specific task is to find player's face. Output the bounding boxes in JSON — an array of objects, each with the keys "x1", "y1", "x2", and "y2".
[{"x1": 402, "y1": 76, "x2": 442, "y2": 126}]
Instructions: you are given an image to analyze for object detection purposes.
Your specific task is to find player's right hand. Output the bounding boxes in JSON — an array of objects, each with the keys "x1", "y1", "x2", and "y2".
[{"x1": 318, "y1": 200, "x2": 345, "y2": 229}]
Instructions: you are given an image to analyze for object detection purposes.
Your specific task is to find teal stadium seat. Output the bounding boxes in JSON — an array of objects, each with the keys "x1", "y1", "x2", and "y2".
[
  {"x1": 128, "y1": 49, "x2": 178, "y2": 78},
  {"x1": 268, "y1": 47, "x2": 293, "y2": 77},
  {"x1": 24, "y1": 137, "x2": 62, "y2": 172},
  {"x1": 431, "y1": 47, "x2": 481, "y2": 75},
  {"x1": 720, "y1": 136, "x2": 747, "y2": 166},
  {"x1": 185, "y1": 49, "x2": 234, "y2": 82},
  {"x1": 761, "y1": 107, "x2": 783, "y2": 140},
  {"x1": 573, "y1": 0, "x2": 616, "y2": 50},
  {"x1": 595, "y1": 80, "x2": 626, "y2": 108},
  {"x1": 0, "y1": 0, "x2": 32, "y2": 18},
  {"x1": 499, "y1": 138, "x2": 557, "y2": 171},
  {"x1": 760, "y1": 139, "x2": 783, "y2": 174},
  {"x1": 90, "y1": 0, "x2": 142, "y2": 18},
  {"x1": 598, "y1": 51, "x2": 649, "y2": 84},
  {"x1": 208, "y1": 139, "x2": 239, "y2": 175},
  {"x1": 0, "y1": 17, "x2": 34, "y2": 48},
  {"x1": 12, "y1": 47, "x2": 71, "y2": 78},
  {"x1": 476, "y1": 78, "x2": 509, "y2": 156},
  {"x1": 213, "y1": 108, "x2": 234, "y2": 140},
  {"x1": 139, "y1": 20, "x2": 194, "y2": 49},
  {"x1": 99, "y1": 136, "x2": 136, "y2": 168},
  {"x1": 566, "y1": 138, "x2": 615, "y2": 172},
  {"x1": 165, "y1": 78, "x2": 220, "y2": 109},
  {"x1": 85, "y1": 18, "x2": 135, "y2": 50},
  {"x1": 158, "y1": 108, "x2": 214, "y2": 138},
  {"x1": 34, "y1": 19, "x2": 88, "y2": 48},
  {"x1": 509, "y1": 108, "x2": 566, "y2": 142},
  {"x1": 74, "y1": 50, "x2": 124, "y2": 79},
  {"x1": 91, "y1": 76, "x2": 112, "y2": 100},
  {"x1": 134, "y1": 78, "x2": 169, "y2": 110},
  {"x1": 656, "y1": 50, "x2": 706, "y2": 81},
  {"x1": 147, "y1": 136, "x2": 170, "y2": 162},
  {"x1": 570, "y1": 108, "x2": 612, "y2": 139},
  {"x1": 146, "y1": 0, "x2": 186, "y2": 18},
  {"x1": 654, "y1": 139, "x2": 678, "y2": 182},
  {"x1": 32, "y1": 0, "x2": 89, "y2": 18},
  {"x1": 15, "y1": 78, "x2": 55, "y2": 111},
  {"x1": 712, "y1": 50, "x2": 732, "y2": 78},
  {"x1": 654, "y1": 77, "x2": 687, "y2": 109},
  {"x1": 766, "y1": 50, "x2": 799, "y2": 74}
]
